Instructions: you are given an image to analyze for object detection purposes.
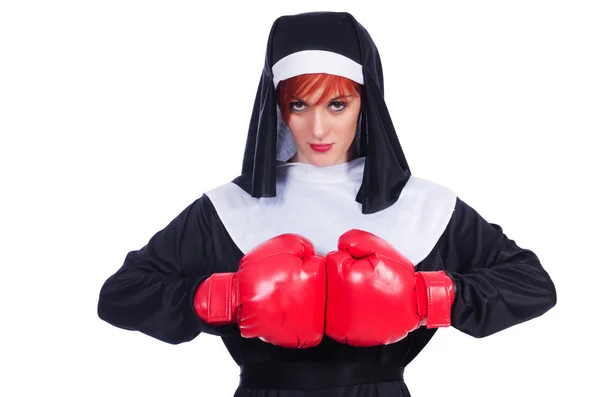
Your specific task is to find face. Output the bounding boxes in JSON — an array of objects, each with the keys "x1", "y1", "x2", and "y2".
[{"x1": 286, "y1": 86, "x2": 361, "y2": 167}]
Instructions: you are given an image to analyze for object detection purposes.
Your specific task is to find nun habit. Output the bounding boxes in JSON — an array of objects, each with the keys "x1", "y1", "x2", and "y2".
[{"x1": 98, "y1": 11, "x2": 557, "y2": 397}]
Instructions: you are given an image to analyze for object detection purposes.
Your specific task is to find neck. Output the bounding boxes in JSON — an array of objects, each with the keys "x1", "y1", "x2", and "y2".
[
  {"x1": 287, "y1": 147, "x2": 357, "y2": 166},
  {"x1": 278, "y1": 156, "x2": 366, "y2": 183}
]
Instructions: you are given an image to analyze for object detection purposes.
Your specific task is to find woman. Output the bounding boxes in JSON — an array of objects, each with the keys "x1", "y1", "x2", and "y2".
[{"x1": 98, "y1": 11, "x2": 557, "y2": 396}]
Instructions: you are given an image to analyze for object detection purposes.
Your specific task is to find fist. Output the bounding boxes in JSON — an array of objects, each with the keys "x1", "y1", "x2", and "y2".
[
  {"x1": 194, "y1": 233, "x2": 327, "y2": 348},
  {"x1": 325, "y1": 229, "x2": 421, "y2": 346},
  {"x1": 237, "y1": 233, "x2": 327, "y2": 348}
]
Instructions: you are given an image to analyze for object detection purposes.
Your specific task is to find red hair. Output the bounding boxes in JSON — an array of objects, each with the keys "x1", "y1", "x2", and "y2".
[{"x1": 277, "y1": 73, "x2": 362, "y2": 124}]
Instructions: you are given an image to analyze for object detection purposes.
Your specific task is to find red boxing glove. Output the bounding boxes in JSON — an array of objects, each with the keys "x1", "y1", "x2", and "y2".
[
  {"x1": 325, "y1": 229, "x2": 455, "y2": 347},
  {"x1": 193, "y1": 234, "x2": 326, "y2": 348}
]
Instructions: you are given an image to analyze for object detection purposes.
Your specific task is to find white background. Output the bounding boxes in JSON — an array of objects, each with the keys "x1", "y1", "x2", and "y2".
[{"x1": 1, "y1": 1, "x2": 598, "y2": 396}]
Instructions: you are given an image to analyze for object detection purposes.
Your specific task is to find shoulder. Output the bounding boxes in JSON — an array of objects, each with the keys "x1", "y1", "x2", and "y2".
[
  {"x1": 204, "y1": 176, "x2": 257, "y2": 212},
  {"x1": 403, "y1": 175, "x2": 457, "y2": 200},
  {"x1": 398, "y1": 175, "x2": 458, "y2": 221}
]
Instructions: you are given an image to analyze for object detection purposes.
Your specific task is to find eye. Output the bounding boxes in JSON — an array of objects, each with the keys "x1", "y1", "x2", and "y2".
[
  {"x1": 329, "y1": 101, "x2": 347, "y2": 112},
  {"x1": 290, "y1": 101, "x2": 307, "y2": 111}
]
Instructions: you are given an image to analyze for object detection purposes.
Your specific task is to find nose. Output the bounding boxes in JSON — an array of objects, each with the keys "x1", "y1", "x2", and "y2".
[{"x1": 311, "y1": 109, "x2": 328, "y2": 140}]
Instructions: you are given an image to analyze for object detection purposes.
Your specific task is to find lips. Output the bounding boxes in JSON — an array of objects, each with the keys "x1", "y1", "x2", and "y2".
[{"x1": 309, "y1": 144, "x2": 333, "y2": 153}]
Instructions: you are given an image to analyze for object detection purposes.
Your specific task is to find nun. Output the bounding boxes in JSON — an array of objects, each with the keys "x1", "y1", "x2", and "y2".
[{"x1": 98, "y1": 11, "x2": 557, "y2": 397}]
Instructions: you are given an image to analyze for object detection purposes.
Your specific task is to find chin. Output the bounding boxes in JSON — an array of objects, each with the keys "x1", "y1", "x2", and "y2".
[{"x1": 306, "y1": 153, "x2": 345, "y2": 167}]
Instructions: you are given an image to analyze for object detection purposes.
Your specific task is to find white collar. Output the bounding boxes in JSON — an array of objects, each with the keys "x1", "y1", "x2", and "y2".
[{"x1": 275, "y1": 157, "x2": 366, "y2": 183}]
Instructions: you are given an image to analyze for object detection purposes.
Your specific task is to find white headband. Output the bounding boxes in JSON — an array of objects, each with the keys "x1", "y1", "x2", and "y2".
[{"x1": 272, "y1": 50, "x2": 364, "y2": 89}]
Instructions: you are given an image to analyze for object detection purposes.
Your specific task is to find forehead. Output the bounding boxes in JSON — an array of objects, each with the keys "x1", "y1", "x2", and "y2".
[
  {"x1": 296, "y1": 85, "x2": 331, "y2": 100},
  {"x1": 287, "y1": 74, "x2": 360, "y2": 105},
  {"x1": 298, "y1": 89, "x2": 352, "y2": 103}
]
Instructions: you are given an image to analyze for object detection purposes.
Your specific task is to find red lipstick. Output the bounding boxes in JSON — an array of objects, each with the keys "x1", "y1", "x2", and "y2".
[{"x1": 309, "y1": 143, "x2": 333, "y2": 153}]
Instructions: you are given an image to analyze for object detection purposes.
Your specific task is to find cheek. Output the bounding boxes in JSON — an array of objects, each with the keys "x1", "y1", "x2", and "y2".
[
  {"x1": 340, "y1": 113, "x2": 359, "y2": 141},
  {"x1": 288, "y1": 117, "x2": 310, "y2": 137},
  {"x1": 286, "y1": 119, "x2": 302, "y2": 143}
]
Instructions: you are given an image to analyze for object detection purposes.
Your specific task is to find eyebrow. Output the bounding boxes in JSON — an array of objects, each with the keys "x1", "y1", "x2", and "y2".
[
  {"x1": 330, "y1": 95, "x2": 353, "y2": 101},
  {"x1": 291, "y1": 95, "x2": 353, "y2": 103}
]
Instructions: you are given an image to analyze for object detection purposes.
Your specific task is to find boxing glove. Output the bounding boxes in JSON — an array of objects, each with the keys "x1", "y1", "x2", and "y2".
[
  {"x1": 325, "y1": 229, "x2": 455, "y2": 346},
  {"x1": 193, "y1": 233, "x2": 327, "y2": 348}
]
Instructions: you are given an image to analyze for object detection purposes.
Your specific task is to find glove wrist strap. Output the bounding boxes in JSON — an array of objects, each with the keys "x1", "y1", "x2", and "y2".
[
  {"x1": 194, "y1": 273, "x2": 237, "y2": 324},
  {"x1": 415, "y1": 271, "x2": 455, "y2": 328}
]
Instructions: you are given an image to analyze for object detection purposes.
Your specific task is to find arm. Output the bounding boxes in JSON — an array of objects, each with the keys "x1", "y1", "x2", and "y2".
[
  {"x1": 97, "y1": 195, "x2": 239, "y2": 344},
  {"x1": 432, "y1": 197, "x2": 557, "y2": 338}
]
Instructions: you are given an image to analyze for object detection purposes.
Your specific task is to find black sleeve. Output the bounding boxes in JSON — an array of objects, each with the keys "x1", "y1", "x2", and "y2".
[
  {"x1": 97, "y1": 195, "x2": 241, "y2": 344},
  {"x1": 436, "y1": 198, "x2": 557, "y2": 338}
]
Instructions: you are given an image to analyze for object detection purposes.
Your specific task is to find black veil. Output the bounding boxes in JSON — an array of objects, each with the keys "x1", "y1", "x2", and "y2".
[{"x1": 237, "y1": 12, "x2": 411, "y2": 214}]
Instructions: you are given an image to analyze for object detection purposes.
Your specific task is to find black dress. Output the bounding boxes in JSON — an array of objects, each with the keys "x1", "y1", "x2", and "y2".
[{"x1": 98, "y1": 158, "x2": 557, "y2": 397}]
